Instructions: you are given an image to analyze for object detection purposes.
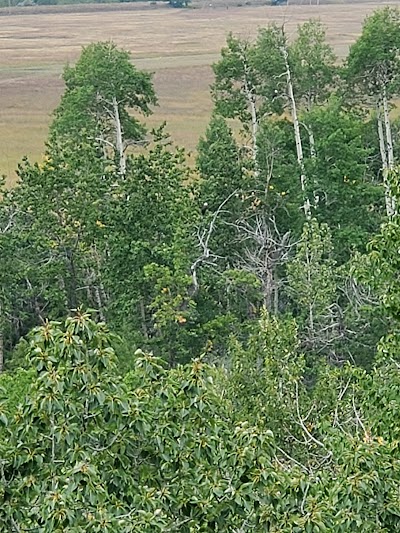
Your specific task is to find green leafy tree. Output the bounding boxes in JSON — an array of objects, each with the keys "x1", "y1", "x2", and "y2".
[
  {"x1": 196, "y1": 114, "x2": 248, "y2": 263},
  {"x1": 290, "y1": 20, "x2": 337, "y2": 113},
  {"x1": 197, "y1": 114, "x2": 244, "y2": 207},
  {"x1": 103, "y1": 143, "x2": 197, "y2": 362},
  {"x1": 356, "y1": 170, "x2": 400, "y2": 357},
  {"x1": 346, "y1": 7, "x2": 400, "y2": 216},
  {"x1": 305, "y1": 99, "x2": 384, "y2": 261},
  {"x1": 3, "y1": 312, "x2": 400, "y2": 530},
  {"x1": 52, "y1": 41, "x2": 157, "y2": 176},
  {"x1": 228, "y1": 311, "x2": 306, "y2": 452},
  {"x1": 124, "y1": 352, "x2": 276, "y2": 531},
  {"x1": 255, "y1": 23, "x2": 314, "y2": 218},
  {"x1": 211, "y1": 34, "x2": 259, "y2": 162},
  {"x1": 0, "y1": 138, "x2": 112, "y2": 348},
  {"x1": 287, "y1": 219, "x2": 340, "y2": 358},
  {"x1": 0, "y1": 311, "x2": 135, "y2": 530},
  {"x1": 290, "y1": 19, "x2": 337, "y2": 159},
  {"x1": 0, "y1": 311, "x2": 278, "y2": 531}
]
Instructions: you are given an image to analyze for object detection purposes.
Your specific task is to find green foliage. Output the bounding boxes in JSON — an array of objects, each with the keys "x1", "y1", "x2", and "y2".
[
  {"x1": 124, "y1": 353, "x2": 275, "y2": 531},
  {"x1": 358, "y1": 172, "x2": 400, "y2": 325},
  {"x1": 0, "y1": 311, "x2": 276, "y2": 531},
  {"x1": 1, "y1": 139, "x2": 112, "y2": 333},
  {"x1": 57, "y1": 41, "x2": 156, "y2": 129},
  {"x1": 0, "y1": 368, "x2": 34, "y2": 439},
  {"x1": 228, "y1": 311, "x2": 305, "y2": 449},
  {"x1": 52, "y1": 41, "x2": 156, "y2": 174},
  {"x1": 4, "y1": 13, "x2": 400, "y2": 530},
  {"x1": 196, "y1": 114, "x2": 248, "y2": 261},
  {"x1": 347, "y1": 7, "x2": 400, "y2": 98},
  {"x1": 211, "y1": 34, "x2": 261, "y2": 127},
  {"x1": 3, "y1": 310, "x2": 400, "y2": 530},
  {"x1": 105, "y1": 144, "x2": 192, "y2": 289},
  {"x1": 305, "y1": 100, "x2": 384, "y2": 259},
  {"x1": 290, "y1": 19, "x2": 337, "y2": 110},
  {"x1": 288, "y1": 219, "x2": 336, "y2": 319},
  {"x1": 0, "y1": 310, "x2": 134, "y2": 530},
  {"x1": 197, "y1": 114, "x2": 244, "y2": 208}
]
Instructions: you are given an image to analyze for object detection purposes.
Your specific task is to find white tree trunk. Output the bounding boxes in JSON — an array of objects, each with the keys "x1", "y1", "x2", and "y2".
[
  {"x1": 308, "y1": 127, "x2": 316, "y2": 160},
  {"x1": 377, "y1": 106, "x2": 388, "y2": 170},
  {"x1": 378, "y1": 94, "x2": 396, "y2": 217},
  {"x1": 282, "y1": 46, "x2": 311, "y2": 219},
  {"x1": 112, "y1": 97, "x2": 126, "y2": 176},
  {"x1": 382, "y1": 90, "x2": 394, "y2": 170},
  {"x1": 248, "y1": 90, "x2": 259, "y2": 168},
  {"x1": 238, "y1": 44, "x2": 259, "y2": 173}
]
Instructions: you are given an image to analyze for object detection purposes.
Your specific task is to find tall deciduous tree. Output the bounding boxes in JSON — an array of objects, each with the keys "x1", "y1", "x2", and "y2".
[
  {"x1": 255, "y1": 24, "x2": 312, "y2": 218},
  {"x1": 0, "y1": 136, "x2": 113, "y2": 363},
  {"x1": 211, "y1": 34, "x2": 263, "y2": 169},
  {"x1": 196, "y1": 114, "x2": 246, "y2": 262},
  {"x1": 103, "y1": 142, "x2": 196, "y2": 361},
  {"x1": 347, "y1": 7, "x2": 400, "y2": 216},
  {"x1": 305, "y1": 99, "x2": 384, "y2": 261},
  {"x1": 52, "y1": 41, "x2": 157, "y2": 176},
  {"x1": 290, "y1": 19, "x2": 337, "y2": 159}
]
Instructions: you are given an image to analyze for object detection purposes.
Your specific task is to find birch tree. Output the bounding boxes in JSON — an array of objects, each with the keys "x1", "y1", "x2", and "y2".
[
  {"x1": 255, "y1": 24, "x2": 312, "y2": 218},
  {"x1": 347, "y1": 7, "x2": 400, "y2": 217},
  {"x1": 212, "y1": 34, "x2": 282, "y2": 172},
  {"x1": 52, "y1": 41, "x2": 156, "y2": 176},
  {"x1": 290, "y1": 20, "x2": 337, "y2": 159},
  {"x1": 212, "y1": 23, "x2": 336, "y2": 219}
]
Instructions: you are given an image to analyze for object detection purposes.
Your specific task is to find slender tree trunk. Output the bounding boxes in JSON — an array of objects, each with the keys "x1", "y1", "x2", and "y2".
[
  {"x1": 377, "y1": 105, "x2": 388, "y2": 169},
  {"x1": 382, "y1": 90, "x2": 394, "y2": 171},
  {"x1": 282, "y1": 45, "x2": 311, "y2": 219},
  {"x1": 94, "y1": 283, "x2": 105, "y2": 322},
  {"x1": 248, "y1": 90, "x2": 259, "y2": 169},
  {"x1": 238, "y1": 44, "x2": 259, "y2": 174},
  {"x1": 308, "y1": 127, "x2": 316, "y2": 160},
  {"x1": 112, "y1": 97, "x2": 126, "y2": 176},
  {"x1": 377, "y1": 106, "x2": 392, "y2": 216},
  {"x1": 377, "y1": 95, "x2": 396, "y2": 217},
  {"x1": 90, "y1": 246, "x2": 107, "y2": 321},
  {"x1": 382, "y1": 91, "x2": 396, "y2": 216}
]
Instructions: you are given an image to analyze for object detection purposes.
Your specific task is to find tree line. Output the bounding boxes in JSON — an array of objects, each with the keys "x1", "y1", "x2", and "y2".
[
  {"x1": 0, "y1": 0, "x2": 190, "y2": 10},
  {"x1": 2, "y1": 7, "x2": 400, "y2": 530}
]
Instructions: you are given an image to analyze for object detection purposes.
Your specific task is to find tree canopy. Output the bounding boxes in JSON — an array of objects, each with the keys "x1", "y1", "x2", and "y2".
[{"x1": 2, "y1": 11, "x2": 400, "y2": 528}]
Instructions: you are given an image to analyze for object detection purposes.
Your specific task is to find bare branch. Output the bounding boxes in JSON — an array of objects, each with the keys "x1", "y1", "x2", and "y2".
[
  {"x1": 190, "y1": 191, "x2": 238, "y2": 295},
  {"x1": 295, "y1": 381, "x2": 328, "y2": 450},
  {"x1": 0, "y1": 208, "x2": 19, "y2": 234}
]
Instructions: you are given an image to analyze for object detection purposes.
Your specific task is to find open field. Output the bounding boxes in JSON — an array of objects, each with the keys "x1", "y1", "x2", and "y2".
[{"x1": 1, "y1": 1, "x2": 400, "y2": 183}]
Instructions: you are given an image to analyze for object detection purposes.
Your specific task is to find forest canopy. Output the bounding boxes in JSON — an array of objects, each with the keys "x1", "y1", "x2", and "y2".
[{"x1": 2, "y1": 9, "x2": 400, "y2": 530}]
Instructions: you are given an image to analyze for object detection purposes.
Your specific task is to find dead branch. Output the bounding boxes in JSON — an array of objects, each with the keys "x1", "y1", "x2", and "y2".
[{"x1": 190, "y1": 191, "x2": 238, "y2": 296}]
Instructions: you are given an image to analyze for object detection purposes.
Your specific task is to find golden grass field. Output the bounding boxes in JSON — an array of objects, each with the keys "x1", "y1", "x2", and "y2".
[{"x1": 1, "y1": 0, "x2": 400, "y2": 183}]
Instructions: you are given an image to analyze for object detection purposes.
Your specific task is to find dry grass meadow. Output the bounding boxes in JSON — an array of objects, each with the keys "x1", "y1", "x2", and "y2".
[{"x1": 1, "y1": 0, "x2": 400, "y2": 183}]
